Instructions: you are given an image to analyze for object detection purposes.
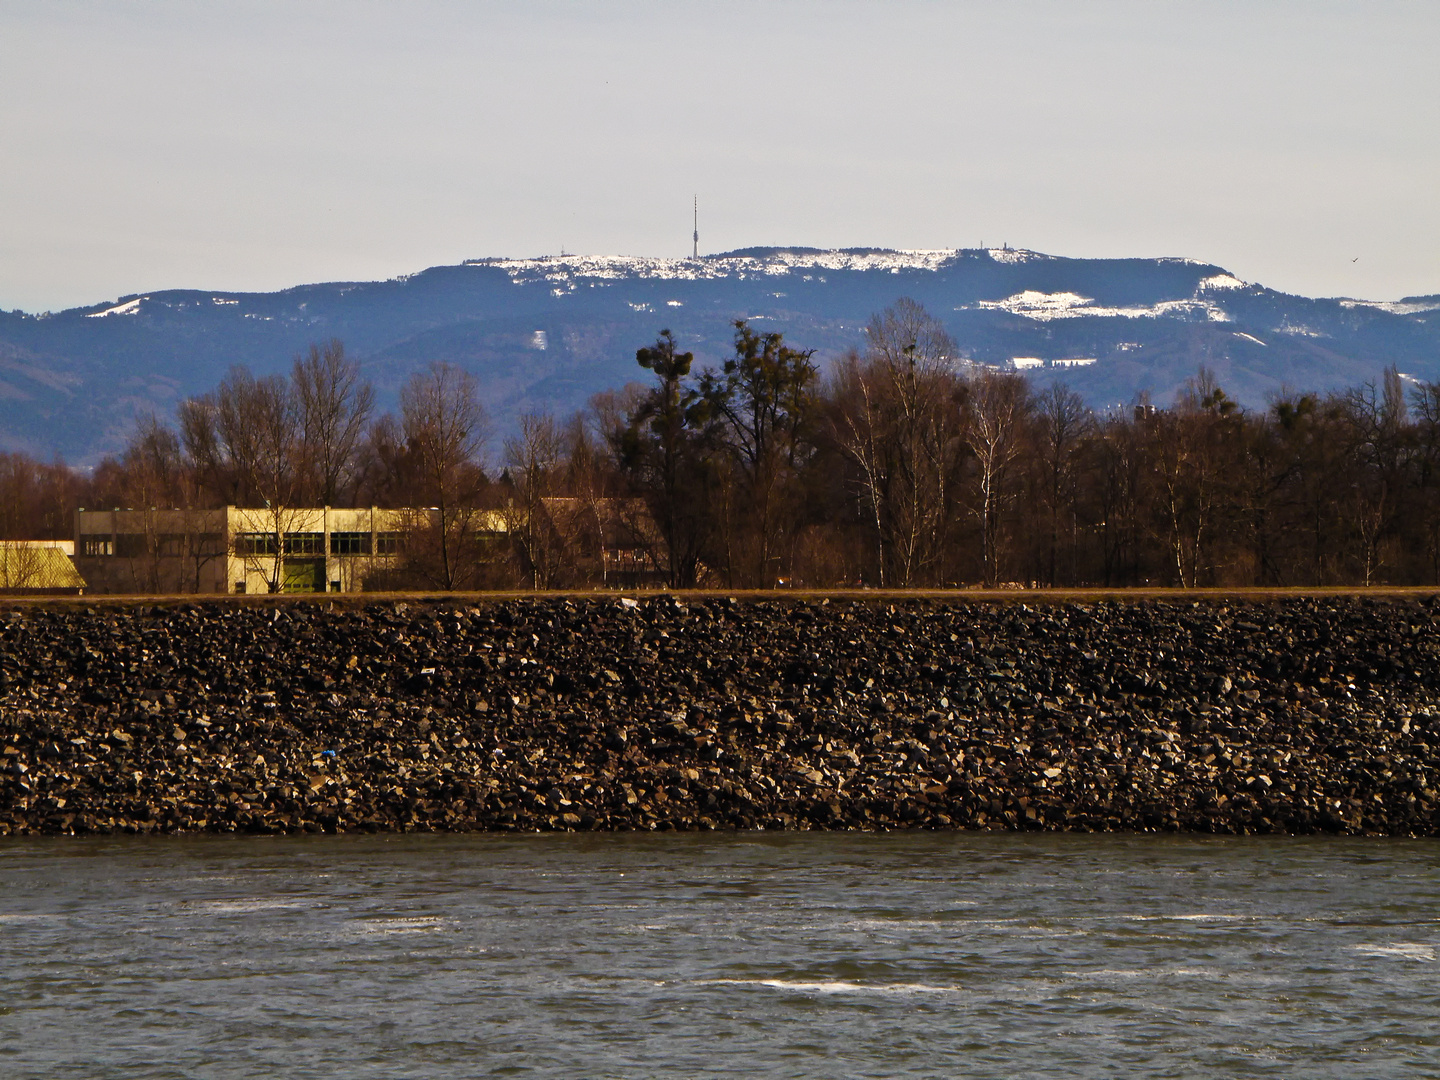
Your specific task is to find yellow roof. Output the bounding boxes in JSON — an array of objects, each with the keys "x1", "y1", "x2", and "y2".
[{"x1": 0, "y1": 544, "x2": 87, "y2": 591}]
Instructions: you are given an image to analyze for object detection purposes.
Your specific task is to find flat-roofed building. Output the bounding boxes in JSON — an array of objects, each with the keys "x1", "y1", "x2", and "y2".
[{"x1": 74, "y1": 507, "x2": 507, "y2": 594}]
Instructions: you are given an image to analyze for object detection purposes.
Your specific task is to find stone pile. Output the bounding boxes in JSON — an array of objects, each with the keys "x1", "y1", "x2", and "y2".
[{"x1": 1, "y1": 596, "x2": 1437, "y2": 836}]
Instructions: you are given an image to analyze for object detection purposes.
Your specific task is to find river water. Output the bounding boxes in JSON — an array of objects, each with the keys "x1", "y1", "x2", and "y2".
[{"x1": 1, "y1": 833, "x2": 1437, "y2": 1078}]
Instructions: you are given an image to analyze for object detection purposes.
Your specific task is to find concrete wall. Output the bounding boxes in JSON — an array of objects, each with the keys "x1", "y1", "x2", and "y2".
[{"x1": 74, "y1": 507, "x2": 422, "y2": 594}]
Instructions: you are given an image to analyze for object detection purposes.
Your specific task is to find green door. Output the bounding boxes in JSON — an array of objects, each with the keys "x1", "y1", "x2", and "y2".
[{"x1": 282, "y1": 558, "x2": 324, "y2": 593}]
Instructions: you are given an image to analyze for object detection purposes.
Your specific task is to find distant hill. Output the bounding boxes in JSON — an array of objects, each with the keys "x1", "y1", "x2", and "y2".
[{"x1": 2, "y1": 247, "x2": 1437, "y2": 464}]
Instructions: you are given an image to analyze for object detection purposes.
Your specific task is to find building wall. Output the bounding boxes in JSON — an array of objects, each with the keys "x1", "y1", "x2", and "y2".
[
  {"x1": 223, "y1": 507, "x2": 406, "y2": 595},
  {"x1": 75, "y1": 509, "x2": 230, "y2": 594},
  {"x1": 74, "y1": 507, "x2": 425, "y2": 594}
]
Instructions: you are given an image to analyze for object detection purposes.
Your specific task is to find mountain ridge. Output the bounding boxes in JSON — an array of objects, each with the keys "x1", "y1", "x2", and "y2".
[{"x1": 2, "y1": 247, "x2": 1437, "y2": 464}]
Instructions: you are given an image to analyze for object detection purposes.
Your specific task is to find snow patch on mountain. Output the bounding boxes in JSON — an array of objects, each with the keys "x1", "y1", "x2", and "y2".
[
  {"x1": 470, "y1": 248, "x2": 968, "y2": 290},
  {"x1": 977, "y1": 290, "x2": 1091, "y2": 317},
  {"x1": 1339, "y1": 298, "x2": 1440, "y2": 315},
  {"x1": 1198, "y1": 273, "x2": 1247, "y2": 291},
  {"x1": 86, "y1": 298, "x2": 143, "y2": 318},
  {"x1": 986, "y1": 247, "x2": 1052, "y2": 265},
  {"x1": 973, "y1": 290, "x2": 1230, "y2": 323}
]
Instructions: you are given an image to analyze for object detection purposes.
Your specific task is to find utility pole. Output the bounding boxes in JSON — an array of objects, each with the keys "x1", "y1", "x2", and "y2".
[{"x1": 693, "y1": 195, "x2": 698, "y2": 259}]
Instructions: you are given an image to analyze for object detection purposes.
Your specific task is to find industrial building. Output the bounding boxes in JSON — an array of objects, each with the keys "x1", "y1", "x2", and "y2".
[{"x1": 73, "y1": 507, "x2": 505, "y2": 594}]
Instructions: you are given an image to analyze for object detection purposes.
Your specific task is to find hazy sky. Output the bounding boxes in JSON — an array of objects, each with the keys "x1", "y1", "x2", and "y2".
[{"x1": 2, "y1": 0, "x2": 1437, "y2": 312}]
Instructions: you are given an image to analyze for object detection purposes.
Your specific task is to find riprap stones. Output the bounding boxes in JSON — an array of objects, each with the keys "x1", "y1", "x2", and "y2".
[{"x1": 1, "y1": 596, "x2": 1437, "y2": 836}]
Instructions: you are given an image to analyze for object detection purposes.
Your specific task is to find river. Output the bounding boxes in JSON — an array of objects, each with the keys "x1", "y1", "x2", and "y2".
[{"x1": 2, "y1": 833, "x2": 1437, "y2": 1077}]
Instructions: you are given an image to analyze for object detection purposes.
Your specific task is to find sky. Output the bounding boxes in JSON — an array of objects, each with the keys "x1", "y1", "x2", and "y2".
[{"x1": 1, "y1": 0, "x2": 1437, "y2": 312}]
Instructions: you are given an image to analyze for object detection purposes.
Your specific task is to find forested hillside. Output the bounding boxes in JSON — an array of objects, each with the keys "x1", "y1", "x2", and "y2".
[
  {"x1": 8, "y1": 298, "x2": 1440, "y2": 591},
  {"x1": 2, "y1": 248, "x2": 1436, "y2": 463}
]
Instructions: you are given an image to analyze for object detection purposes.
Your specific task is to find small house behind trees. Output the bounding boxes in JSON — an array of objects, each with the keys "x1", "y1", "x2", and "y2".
[{"x1": 535, "y1": 496, "x2": 666, "y2": 588}]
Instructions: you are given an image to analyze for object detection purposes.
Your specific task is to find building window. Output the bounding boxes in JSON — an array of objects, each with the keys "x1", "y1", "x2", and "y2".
[
  {"x1": 81, "y1": 537, "x2": 113, "y2": 557},
  {"x1": 330, "y1": 532, "x2": 371, "y2": 555},
  {"x1": 154, "y1": 532, "x2": 224, "y2": 558},
  {"x1": 236, "y1": 533, "x2": 277, "y2": 556},
  {"x1": 376, "y1": 532, "x2": 403, "y2": 555},
  {"x1": 284, "y1": 532, "x2": 325, "y2": 555}
]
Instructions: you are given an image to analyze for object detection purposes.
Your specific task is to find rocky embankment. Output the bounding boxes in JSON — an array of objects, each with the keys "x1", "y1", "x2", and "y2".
[{"x1": 2, "y1": 596, "x2": 1438, "y2": 836}]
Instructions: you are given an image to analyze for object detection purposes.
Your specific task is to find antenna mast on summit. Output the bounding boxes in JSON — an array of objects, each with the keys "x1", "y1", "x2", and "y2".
[{"x1": 693, "y1": 195, "x2": 698, "y2": 259}]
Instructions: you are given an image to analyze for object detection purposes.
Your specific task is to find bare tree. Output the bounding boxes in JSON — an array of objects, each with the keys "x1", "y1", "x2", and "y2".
[
  {"x1": 1150, "y1": 369, "x2": 1240, "y2": 587},
  {"x1": 183, "y1": 366, "x2": 312, "y2": 591},
  {"x1": 829, "y1": 350, "x2": 889, "y2": 583},
  {"x1": 400, "y1": 362, "x2": 491, "y2": 589},
  {"x1": 1033, "y1": 383, "x2": 1091, "y2": 585},
  {"x1": 0, "y1": 543, "x2": 49, "y2": 591},
  {"x1": 177, "y1": 395, "x2": 227, "y2": 504},
  {"x1": 116, "y1": 415, "x2": 185, "y2": 592},
  {"x1": 561, "y1": 408, "x2": 628, "y2": 586},
  {"x1": 832, "y1": 299, "x2": 961, "y2": 586},
  {"x1": 354, "y1": 413, "x2": 415, "y2": 508},
  {"x1": 966, "y1": 369, "x2": 1030, "y2": 585},
  {"x1": 1409, "y1": 378, "x2": 1440, "y2": 581},
  {"x1": 504, "y1": 412, "x2": 566, "y2": 588},
  {"x1": 293, "y1": 339, "x2": 375, "y2": 506},
  {"x1": 1336, "y1": 366, "x2": 1412, "y2": 584},
  {"x1": 186, "y1": 365, "x2": 301, "y2": 509},
  {"x1": 0, "y1": 452, "x2": 81, "y2": 547}
]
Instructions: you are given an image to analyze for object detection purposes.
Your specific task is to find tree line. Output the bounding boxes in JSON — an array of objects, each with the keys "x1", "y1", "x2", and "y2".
[{"x1": 8, "y1": 298, "x2": 1440, "y2": 590}]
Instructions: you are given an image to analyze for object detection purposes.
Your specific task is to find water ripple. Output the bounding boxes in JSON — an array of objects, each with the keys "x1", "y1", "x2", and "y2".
[{"x1": 1, "y1": 833, "x2": 1438, "y2": 1078}]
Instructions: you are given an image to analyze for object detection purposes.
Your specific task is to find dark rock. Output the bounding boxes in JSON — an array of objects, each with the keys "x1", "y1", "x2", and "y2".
[{"x1": 0, "y1": 596, "x2": 1436, "y2": 836}]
